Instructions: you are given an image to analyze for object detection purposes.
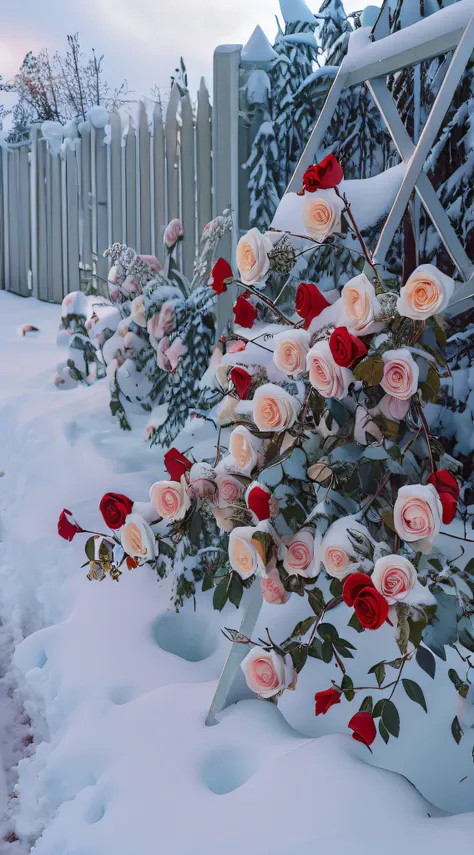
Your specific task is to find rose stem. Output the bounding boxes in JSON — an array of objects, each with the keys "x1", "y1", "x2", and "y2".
[
  {"x1": 362, "y1": 471, "x2": 392, "y2": 515},
  {"x1": 227, "y1": 333, "x2": 274, "y2": 354},
  {"x1": 214, "y1": 426, "x2": 223, "y2": 467},
  {"x1": 233, "y1": 280, "x2": 296, "y2": 326},
  {"x1": 415, "y1": 402, "x2": 435, "y2": 474},
  {"x1": 333, "y1": 186, "x2": 382, "y2": 286},
  {"x1": 268, "y1": 229, "x2": 371, "y2": 266},
  {"x1": 308, "y1": 596, "x2": 343, "y2": 644}
]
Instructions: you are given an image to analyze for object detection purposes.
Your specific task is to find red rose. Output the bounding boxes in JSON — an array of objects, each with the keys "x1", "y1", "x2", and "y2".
[
  {"x1": 230, "y1": 366, "x2": 252, "y2": 400},
  {"x1": 99, "y1": 493, "x2": 134, "y2": 530},
  {"x1": 246, "y1": 483, "x2": 271, "y2": 521},
  {"x1": 427, "y1": 469, "x2": 460, "y2": 524},
  {"x1": 329, "y1": 327, "x2": 368, "y2": 368},
  {"x1": 295, "y1": 283, "x2": 330, "y2": 330},
  {"x1": 302, "y1": 154, "x2": 344, "y2": 193},
  {"x1": 343, "y1": 573, "x2": 389, "y2": 630},
  {"x1": 315, "y1": 687, "x2": 341, "y2": 716},
  {"x1": 348, "y1": 711, "x2": 376, "y2": 748},
  {"x1": 343, "y1": 572, "x2": 374, "y2": 607},
  {"x1": 209, "y1": 258, "x2": 233, "y2": 295},
  {"x1": 164, "y1": 448, "x2": 192, "y2": 482},
  {"x1": 233, "y1": 295, "x2": 258, "y2": 329},
  {"x1": 58, "y1": 508, "x2": 84, "y2": 542}
]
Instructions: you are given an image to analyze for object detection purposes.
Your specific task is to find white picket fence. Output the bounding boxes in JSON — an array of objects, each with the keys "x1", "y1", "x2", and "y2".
[{"x1": 0, "y1": 46, "x2": 249, "y2": 302}]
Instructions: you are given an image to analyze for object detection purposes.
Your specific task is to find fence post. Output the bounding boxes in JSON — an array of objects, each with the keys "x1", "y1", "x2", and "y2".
[
  {"x1": 29, "y1": 126, "x2": 39, "y2": 298},
  {"x1": 152, "y1": 101, "x2": 166, "y2": 262},
  {"x1": 213, "y1": 44, "x2": 242, "y2": 334},
  {"x1": 165, "y1": 84, "x2": 181, "y2": 226},
  {"x1": 109, "y1": 112, "x2": 123, "y2": 245},
  {"x1": 196, "y1": 77, "x2": 212, "y2": 240},
  {"x1": 180, "y1": 90, "x2": 196, "y2": 279}
]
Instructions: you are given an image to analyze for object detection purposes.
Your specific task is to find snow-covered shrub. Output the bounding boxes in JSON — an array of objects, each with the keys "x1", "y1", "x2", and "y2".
[{"x1": 60, "y1": 156, "x2": 474, "y2": 750}]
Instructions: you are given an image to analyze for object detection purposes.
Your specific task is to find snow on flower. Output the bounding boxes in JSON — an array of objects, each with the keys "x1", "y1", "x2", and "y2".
[
  {"x1": 241, "y1": 647, "x2": 296, "y2": 698},
  {"x1": 394, "y1": 484, "x2": 442, "y2": 554}
]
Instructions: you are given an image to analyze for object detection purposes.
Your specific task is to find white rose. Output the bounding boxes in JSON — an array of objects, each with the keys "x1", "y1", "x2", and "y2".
[
  {"x1": 318, "y1": 516, "x2": 372, "y2": 578},
  {"x1": 121, "y1": 513, "x2": 156, "y2": 560},
  {"x1": 371, "y1": 555, "x2": 417, "y2": 604},
  {"x1": 307, "y1": 339, "x2": 354, "y2": 400},
  {"x1": 302, "y1": 188, "x2": 345, "y2": 242},
  {"x1": 228, "y1": 526, "x2": 260, "y2": 579},
  {"x1": 394, "y1": 484, "x2": 442, "y2": 554},
  {"x1": 253, "y1": 383, "x2": 301, "y2": 432},
  {"x1": 341, "y1": 273, "x2": 384, "y2": 336},
  {"x1": 228, "y1": 427, "x2": 264, "y2": 475},
  {"x1": 130, "y1": 295, "x2": 146, "y2": 328},
  {"x1": 241, "y1": 647, "x2": 296, "y2": 698},
  {"x1": 236, "y1": 228, "x2": 273, "y2": 286},
  {"x1": 273, "y1": 329, "x2": 311, "y2": 377},
  {"x1": 397, "y1": 264, "x2": 455, "y2": 321}
]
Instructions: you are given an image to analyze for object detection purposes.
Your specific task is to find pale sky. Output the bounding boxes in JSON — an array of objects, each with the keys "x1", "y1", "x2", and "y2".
[{"x1": 0, "y1": 0, "x2": 381, "y2": 103}]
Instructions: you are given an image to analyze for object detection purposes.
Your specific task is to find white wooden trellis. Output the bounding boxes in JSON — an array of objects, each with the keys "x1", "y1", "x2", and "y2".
[{"x1": 206, "y1": 1, "x2": 474, "y2": 726}]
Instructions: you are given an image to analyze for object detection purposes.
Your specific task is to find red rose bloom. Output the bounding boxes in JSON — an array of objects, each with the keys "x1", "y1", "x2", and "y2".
[
  {"x1": 247, "y1": 484, "x2": 271, "y2": 521},
  {"x1": 302, "y1": 154, "x2": 344, "y2": 192},
  {"x1": 209, "y1": 258, "x2": 233, "y2": 295},
  {"x1": 343, "y1": 572, "x2": 374, "y2": 607},
  {"x1": 348, "y1": 711, "x2": 376, "y2": 748},
  {"x1": 295, "y1": 283, "x2": 330, "y2": 330},
  {"x1": 427, "y1": 469, "x2": 460, "y2": 524},
  {"x1": 233, "y1": 295, "x2": 258, "y2": 329},
  {"x1": 164, "y1": 448, "x2": 192, "y2": 481},
  {"x1": 343, "y1": 573, "x2": 389, "y2": 630},
  {"x1": 230, "y1": 366, "x2": 252, "y2": 400},
  {"x1": 58, "y1": 508, "x2": 84, "y2": 542},
  {"x1": 329, "y1": 327, "x2": 368, "y2": 368},
  {"x1": 99, "y1": 493, "x2": 134, "y2": 530},
  {"x1": 315, "y1": 687, "x2": 341, "y2": 716}
]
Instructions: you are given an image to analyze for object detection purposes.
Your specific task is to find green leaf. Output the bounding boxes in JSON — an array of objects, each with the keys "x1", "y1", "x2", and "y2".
[
  {"x1": 228, "y1": 574, "x2": 243, "y2": 609},
  {"x1": 290, "y1": 616, "x2": 317, "y2": 639},
  {"x1": 188, "y1": 511, "x2": 203, "y2": 547},
  {"x1": 341, "y1": 674, "x2": 355, "y2": 701},
  {"x1": 317, "y1": 622, "x2": 339, "y2": 642},
  {"x1": 379, "y1": 719, "x2": 390, "y2": 744},
  {"x1": 348, "y1": 612, "x2": 364, "y2": 633},
  {"x1": 464, "y1": 557, "x2": 474, "y2": 576},
  {"x1": 373, "y1": 699, "x2": 385, "y2": 719},
  {"x1": 308, "y1": 638, "x2": 324, "y2": 660},
  {"x1": 202, "y1": 573, "x2": 214, "y2": 593},
  {"x1": 458, "y1": 621, "x2": 474, "y2": 654},
  {"x1": 424, "y1": 362, "x2": 441, "y2": 403},
  {"x1": 251, "y1": 531, "x2": 274, "y2": 565},
  {"x1": 451, "y1": 715, "x2": 463, "y2": 745},
  {"x1": 415, "y1": 645, "x2": 436, "y2": 679},
  {"x1": 375, "y1": 664, "x2": 386, "y2": 687},
  {"x1": 213, "y1": 576, "x2": 230, "y2": 611},
  {"x1": 84, "y1": 537, "x2": 95, "y2": 561},
  {"x1": 448, "y1": 668, "x2": 469, "y2": 697},
  {"x1": 329, "y1": 578, "x2": 343, "y2": 598},
  {"x1": 321, "y1": 639, "x2": 333, "y2": 663},
  {"x1": 402, "y1": 678, "x2": 427, "y2": 712},
  {"x1": 381, "y1": 699, "x2": 400, "y2": 738},
  {"x1": 286, "y1": 641, "x2": 308, "y2": 673},
  {"x1": 353, "y1": 355, "x2": 384, "y2": 387},
  {"x1": 359, "y1": 695, "x2": 373, "y2": 713},
  {"x1": 334, "y1": 637, "x2": 357, "y2": 652},
  {"x1": 307, "y1": 587, "x2": 325, "y2": 616}
]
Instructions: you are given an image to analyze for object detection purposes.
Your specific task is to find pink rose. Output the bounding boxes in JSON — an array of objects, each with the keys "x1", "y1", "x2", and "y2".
[
  {"x1": 241, "y1": 647, "x2": 296, "y2": 698},
  {"x1": 156, "y1": 336, "x2": 171, "y2": 371},
  {"x1": 229, "y1": 426, "x2": 264, "y2": 475},
  {"x1": 187, "y1": 462, "x2": 217, "y2": 501},
  {"x1": 122, "y1": 274, "x2": 140, "y2": 299},
  {"x1": 216, "y1": 473, "x2": 245, "y2": 506},
  {"x1": 381, "y1": 349, "x2": 419, "y2": 401},
  {"x1": 228, "y1": 340, "x2": 246, "y2": 354},
  {"x1": 302, "y1": 189, "x2": 344, "y2": 243},
  {"x1": 378, "y1": 394, "x2": 411, "y2": 422},
  {"x1": 212, "y1": 506, "x2": 235, "y2": 532},
  {"x1": 283, "y1": 528, "x2": 315, "y2": 577},
  {"x1": 394, "y1": 484, "x2": 442, "y2": 554},
  {"x1": 155, "y1": 301, "x2": 176, "y2": 339},
  {"x1": 164, "y1": 218, "x2": 184, "y2": 248},
  {"x1": 166, "y1": 337, "x2": 187, "y2": 371},
  {"x1": 140, "y1": 254, "x2": 163, "y2": 273},
  {"x1": 253, "y1": 383, "x2": 301, "y2": 432},
  {"x1": 150, "y1": 479, "x2": 190, "y2": 522},
  {"x1": 371, "y1": 555, "x2": 417, "y2": 604},
  {"x1": 319, "y1": 517, "x2": 371, "y2": 578},
  {"x1": 341, "y1": 274, "x2": 383, "y2": 336},
  {"x1": 236, "y1": 228, "x2": 272, "y2": 286},
  {"x1": 307, "y1": 339, "x2": 353, "y2": 399},
  {"x1": 273, "y1": 330, "x2": 311, "y2": 377},
  {"x1": 260, "y1": 570, "x2": 290, "y2": 605},
  {"x1": 130, "y1": 295, "x2": 146, "y2": 327}
]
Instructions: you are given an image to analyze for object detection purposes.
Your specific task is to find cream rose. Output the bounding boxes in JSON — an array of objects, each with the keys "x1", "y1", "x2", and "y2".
[
  {"x1": 228, "y1": 526, "x2": 260, "y2": 579},
  {"x1": 381, "y1": 348, "x2": 419, "y2": 401},
  {"x1": 121, "y1": 513, "x2": 156, "y2": 560},
  {"x1": 372, "y1": 555, "x2": 417, "y2": 604},
  {"x1": 397, "y1": 264, "x2": 455, "y2": 321},
  {"x1": 273, "y1": 330, "x2": 310, "y2": 377},
  {"x1": 302, "y1": 188, "x2": 345, "y2": 243},
  {"x1": 130, "y1": 295, "x2": 146, "y2": 327},
  {"x1": 260, "y1": 570, "x2": 291, "y2": 605},
  {"x1": 150, "y1": 478, "x2": 190, "y2": 522},
  {"x1": 283, "y1": 528, "x2": 316, "y2": 578},
  {"x1": 341, "y1": 273, "x2": 383, "y2": 336},
  {"x1": 241, "y1": 647, "x2": 296, "y2": 698},
  {"x1": 394, "y1": 484, "x2": 442, "y2": 554},
  {"x1": 318, "y1": 516, "x2": 372, "y2": 578},
  {"x1": 236, "y1": 228, "x2": 273, "y2": 286},
  {"x1": 228, "y1": 426, "x2": 264, "y2": 474},
  {"x1": 307, "y1": 339, "x2": 354, "y2": 400},
  {"x1": 253, "y1": 383, "x2": 301, "y2": 432}
]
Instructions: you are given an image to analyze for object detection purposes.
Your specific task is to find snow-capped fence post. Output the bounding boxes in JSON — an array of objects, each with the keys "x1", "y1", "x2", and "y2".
[
  {"x1": 65, "y1": 142, "x2": 81, "y2": 293},
  {"x1": 125, "y1": 119, "x2": 137, "y2": 249},
  {"x1": 138, "y1": 101, "x2": 152, "y2": 256},
  {"x1": 108, "y1": 112, "x2": 123, "y2": 248},
  {"x1": 196, "y1": 78, "x2": 212, "y2": 239},
  {"x1": 180, "y1": 90, "x2": 197, "y2": 280},
  {"x1": 29, "y1": 125, "x2": 40, "y2": 298},
  {"x1": 165, "y1": 84, "x2": 181, "y2": 227},
  {"x1": 213, "y1": 44, "x2": 242, "y2": 336},
  {"x1": 152, "y1": 101, "x2": 166, "y2": 263},
  {"x1": 78, "y1": 120, "x2": 92, "y2": 290}
]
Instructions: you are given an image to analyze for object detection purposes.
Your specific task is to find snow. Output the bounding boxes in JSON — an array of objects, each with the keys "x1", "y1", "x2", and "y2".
[
  {"x1": 241, "y1": 25, "x2": 278, "y2": 64},
  {"x1": 280, "y1": 32, "x2": 318, "y2": 49},
  {"x1": 278, "y1": 0, "x2": 315, "y2": 25},
  {"x1": 1, "y1": 290, "x2": 474, "y2": 852},
  {"x1": 86, "y1": 106, "x2": 109, "y2": 130}
]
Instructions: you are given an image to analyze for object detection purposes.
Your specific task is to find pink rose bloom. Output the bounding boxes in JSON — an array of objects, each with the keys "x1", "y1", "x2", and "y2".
[
  {"x1": 121, "y1": 513, "x2": 156, "y2": 560},
  {"x1": 164, "y1": 219, "x2": 184, "y2": 248},
  {"x1": 371, "y1": 555, "x2": 417, "y2": 604},
  {"x1": 156, "y1": 301, "x2": 176, "y2": 339},
  {"x1": 156, "y1": 337, "x2": 171, "y2": 371},
  {"x1": 260, "y1": 570, "x2": 290, "y2": 605},
  {"x1": 377, "y1": 394, "x2": 411, "y2": 422},
  {"x1": 241, "y1": 647, "x2": 296, "y2": 698},
  {"x1": 216, "y1": 473, "x2": 245, "y2": 506},
  {"x1": 150, "y1": 479, "x2": 190, "y2": 522},
  {"x1": 167, "y1": 337, "x2": 187, "y2": 371},
  {"x1": 319, "y1": 517, "x2": 371, "y2": 579},
  {"x1": 147, "y1": 313, "x2": 162, "y2": 341},
  {"x1": 229, "y1": 426, "x2": 264, "y2": 475},
  {"x1": 283, "y1": 528, "x2": 315, "y2": 577},
  {"x1": 381, "y1": 349, "x2": 419, "y2": 401},
  {"x1": 140, "y1": 254, "x2": 163, "y2": 273},
  {"x1": 341, "y1": 273, "x2": 384, "y2": 336},
  {"x1": 228, "y1": 340, "x2": 246, "y2": 354},
  {"x1": 307, "y1": 339, "x2": 353, "y2": 400},
  {"x1": 122, "y1": 274, "x2": 140, "y2": 299},
  {"x1": 273, "y1": 329, "x2": 311, "y2": 377},
  {"x1": 394, "y1": 484, "x2": 442, "y2": 554},
  {"x1": 397, "y1": 264, "x2": 454, "y2": 321},
  {"x1": 187, "y1": 462, "x2": 217, "y2": 501}
]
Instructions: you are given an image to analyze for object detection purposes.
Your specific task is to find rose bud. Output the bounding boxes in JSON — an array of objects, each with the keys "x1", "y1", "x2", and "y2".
[
  {"x1": 164, "y1": 448, "x2": 192, "y2": 481},
  {"x1": 315, "y1": 688, "x2": 341, "y2": 716},
  {"x1": 348, "y1": 711, "x2": 376, "y2": 749},
  {"x1": 209, "y1": 258, "x2": 233, "y2": 294},
  {"x1": 230, "y1": 366, "x2": 253, "y2": 400},
  {"x1": 99, "y1": 493, "x2": 134, "y2": 530},
  {"x1": 58, "y1": 509, "x2": 84, "y2": 542},
  {"x1": 329, "y1": 326, "x2": 368, "y2": 368},
  {"x1": 302, "y1": 154, "x2": 344, "y2": 193},
  {"x1": 245, "y1": 482, "x2": 272, "y2": 521},
  {"x1": 427, "y1": 469, "x2": 460, "y2": 525},
  {"x1": 295, "y1": 282, "x2": 330, "y2": 330},
  {"x1": 233, "y1": 295, "x2": 258, "y2": 329}
]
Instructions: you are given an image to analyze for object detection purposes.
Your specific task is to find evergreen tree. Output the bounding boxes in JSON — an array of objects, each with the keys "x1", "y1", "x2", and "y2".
[
  {"x1": 315, "y1": 0, "x2": 352, "y2": 66},
  {"x1": 245, "y1": 120, "x2": 280, "y2": 232}
]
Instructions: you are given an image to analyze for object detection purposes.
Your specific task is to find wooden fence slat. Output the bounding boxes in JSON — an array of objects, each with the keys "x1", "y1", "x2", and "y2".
[
  {"x1": 138, "y1": 101, "x2": 152, "y2": 254},
  {"x1": 196, "y1": 77, "x2": 212, "y2": 238},
  {"x1": 66, "y1": 142, "x2": 80, "y2": 291},
  {"x1": 109, "y1": 112, "x2": 123, "y2": 244},
  {"x1": 37, "y1": 140, "x2": 48, "y2": 300},
  {"x1": 19, "y1": 144, "x2": 31, "y2": 295},
  {"x1": 153, "y1": 101, "x2": 166, "y2": 262},
  {"x1": 165, "y1": 84, "x2": 180, "y2": 225},
  {"x1": 79, "y1": 124, "x2": 92, "y2": 275},
  {"x1": 9, "y1": 150, "x2": 20, "y2": 293},
  {"x1": 125, "y1": 120, "x2": 137, "y2": 248},
  {"x1": 50, "y1": 153, "x2": 64, "y2": 302},
  {"x1": 180, "y1": 91, "x2": 196, "y2": 279},
  {"x1": 95, "y1": 127, "x2": 109, "y2": 285}
]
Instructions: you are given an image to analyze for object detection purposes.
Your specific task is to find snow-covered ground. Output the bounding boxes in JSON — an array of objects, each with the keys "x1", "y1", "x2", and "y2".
[{"x1": 1, "y1": 291, "x2": 473, "y2": 854}]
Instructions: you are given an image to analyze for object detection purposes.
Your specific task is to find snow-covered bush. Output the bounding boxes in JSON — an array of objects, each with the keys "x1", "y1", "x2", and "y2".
[{"x1": 60, "y1": 156, "x2": 474, "y2": 750}]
